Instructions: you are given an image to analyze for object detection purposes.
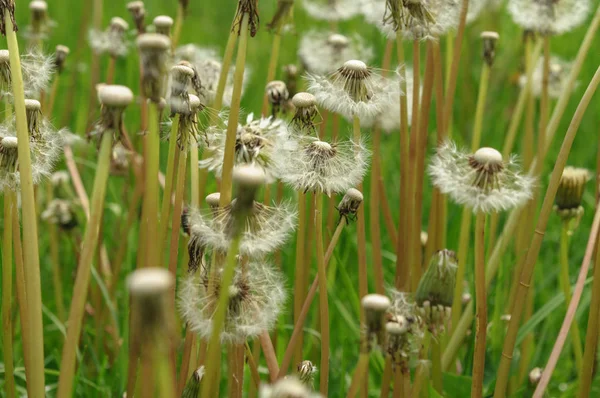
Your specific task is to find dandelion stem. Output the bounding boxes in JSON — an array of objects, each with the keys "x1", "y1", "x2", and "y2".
[
  {"x1": 167, "y1": 144, "x2": 188, "y2": 293},
  {"x1": 259, "y1": 330, "x2": 280, "y2": 382},
  {"x1": 380, "y1": 356, "x2": 393, "y2": 398},
  {"x1": 578, "y1": 216, "x2": 600, "y2": 396},
  {"x1": 494, "y1": 65, "x2": 600, "y2": 398},
  {"x1": 46, "y1": 183, "x2": 66, "y2": 320},
  {"x1": 219, "y1": 13, "x2": 249, "y2": 206},
  {"x1": 314, "y1": 193, "x2": 330, "y2": 395},
  {"x1": 538, "y1": 36, "x2": 550, "y2": 157},
  {"x1": 346, "y1": 353, "x2": 369, "y2": 398},
  {"x1": 57, "y1": 132, "x2": 113, "y2": 398},
  {"x1": 190, "y1": 144, "x2": 200, "y2": 207},
  {"x1": 293, "y1": 190, "x2": 307, "y2": 366},
  {"x1": 353, "y1": 115, "x2": 368, "y2": 307},
  {"x1": 278, "y1": 218, "x2": 347, "y2": 378},
  {"x1": 84, "y1": 0, "x2": 104, "y2": 132},
  {"x1": 395, "y1": 31, "x2": 410, "y2": 290},
  {"x1": 2, "y1": 190, "x2": 16, "y2": 398},
  {"x1": 172, "y1": 2, "x2": 185, "y2": 48},
  {"x1": 4, "y1": 12, "x2": 45, "y2": 397},
  {"x1": 261, "y1": 26, "x2": 283, "y2": 116},
  {"x1": 107, "y1": 57, "x2": 116, "y2": 85},
  {"x1": 244, "y1": 341, "x2": 261, "y2": 388},
  {"x1": 558, "y1": 222, "x2": 584, "y2": 372},
  {"x1": 159, "y1": 114, "x2": 180, "y2": 254},
  {"x1": 472, "y1": 212, "x2": 487, "y2": 398},
  {"x1": 370, "y1": 125, "x2": 385, "y2": 294},
  {"x1": 177, "y1": 329, "x2": 195, "y2": 395},
  {"x1": 432, "y1": 336, "x2": 443, "y2": 394},
  {"x1": 144, "y1": 102, "x2": 161, "y2": 267},
  {"x1": 46, "y1": 73, "x2": 61, "y2": 116},
  {"x1": 533, "y1": 201, "x2": 600, "y2": 397}
]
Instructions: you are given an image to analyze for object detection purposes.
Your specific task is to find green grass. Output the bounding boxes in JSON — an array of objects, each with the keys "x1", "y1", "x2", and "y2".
[{"x1": 2, "y1": 0, "x2": 600, "y2": 396}]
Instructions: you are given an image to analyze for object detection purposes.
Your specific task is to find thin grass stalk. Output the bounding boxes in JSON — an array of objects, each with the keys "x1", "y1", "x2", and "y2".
[
  {"x1": 395, "y1": 31, "x2": 410, "y2": 289},
  {"x1": 533, "y1": 201, "x2": 600, "y2": 397},
  {"x1": 46, "y1": 73, "x2": 60, "y2": 116},
  {"x1": 84, "y1": 0, "x2": 104, "y2": 132},
  {"x1": 442, "y1": 0, "x2": 470, "y2": 137},
  {"x1": 167, "y1": 146, "x2": 188, "y2": 292},
  {"x1": 46, "y1": 183, "x2": 65, "y2": 320},
  {"x1": 380, "y1": 356, "x2": 393, "y2": 398},
  {"x1": 261, "y1": 26, "x2": 283, "y2": 116},
  {"x1": 159, "y1": 114, "x2": 180, "y2": 252},
  {"x1": 12, "y1": 202, "x2": 31, "y2": 385},
  {"x1": 259, "y1": 331, "x2": 279, "y2": 381},
  {"x1": 248, "y1": 342, "x2": 261, "y2": 398},
  {"x1": 558, "y1": 223, "x2": 584, "y2": 372},
  {"x1": 278, "y1": 218, "x2": 346, "y2": 378},
  {"x1": 177, "y1": 329, "x2": 195, "y2": 395},
  {"x1": 353, "y1": 115, "x2": 368, "y2": 305},
  {"x1": 293, "y1": 191, "x2": 307, "y2": 366},
  {"x1": 144, "y1": 102, "x2": 161, "y2": 267},
  {"x1": 172, "y1": 2, "x2": 185, "y2": 48},
  {"x1": 200, "y1": 232, "x2": 243, "y2": 397},
  {"x1": 412, "y1": 43, "x2": 434, "y2": 281},
  {"x1": 538, "y1": 36, "x2": 550, "y2": 157},
  {"x1": 494, "y1": 65, "x2": 600, "y2": 398},
  {"x1": 57, "y1": 132, "x2": 113, "y2": 398},
  {"x1": 314, "y1": 193, "x2": 330, "y2": 395},
  {"x1": 472, "y1": 212, "x2": 486, "y2": 398},
  {"x1": 450, "y1": 61, "x2": 490, "y2": 333},
  {"x1": 244, "y1": 341, "x2": 262, "y2": 389},
  {"x1": 4, "y1": 13, "x2": 45, "y2": 396},
  {"x1": 326, "y1": 114, "x2": 341, "y2": 238},
  {"x1": 2, "y1": 190, "x2": 15, "y2": 398},
  {"x1": 347, "y1": 353, "x2": 369, "y2": 398},
  {"x1": 578, "y1": 219, "x2": 600, "y2": 396},
  {"x1": 370, "y1": 125, "x2": 385, "y2": 294},
  {"x1": 107, "y1": 57, "x2": 116, "y2": 85},
  {"x1": 219, "y1": 13, "x2": 250, "y2": 206}
]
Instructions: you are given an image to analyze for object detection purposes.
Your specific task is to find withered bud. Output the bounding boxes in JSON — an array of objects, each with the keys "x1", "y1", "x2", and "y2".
[
  {"x1": 266, "y1": 80, "x2": 289, "y2": 117},
  {"x1": 136, "y1": 33, "x2": 171, "y2": 102},
  {"x1": 337, "y1": 188, "x2": 363, "y2": 223},
  {"x1": 234, "y1": 0, "x2": 260, "y2": 37},
  {"x1": 127, "y1": 1, "x2": 146, "y2": 34},
  {"x1": 25, "y1": 99, "x2": 42, "y2": 140},
  {"x1": 291, "y1": 92, "x2": 318, "y2": 131},
  {"x1": 481, "y1": 31, "x2": 499, "y2": 66},
  {"x1": 54, "y1": 45, "x2": 70, "y2": 73},
  {"x1": 127, "y1": 267, "x2": 174, "y2": 337},
  {"x1": 283, "y1": 64, "x2": 298, "y2": 98},
  {"x1": 0, "y1": 0, "x2": 17, "y2": 35},
  {"x1": 362, "y1": 294, "x2": 391, "y2": 340},
  {"x1": 529, "y1": 367, "x2": 542, "y2": 386},
  {"x1": 153, "y1": 15, "x2": 173, "y2": 36}
]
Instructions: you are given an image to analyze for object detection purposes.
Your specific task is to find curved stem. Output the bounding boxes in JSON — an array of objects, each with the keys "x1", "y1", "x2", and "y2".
[
  {"x1": 4, "y1": 13, "x2": 45, "y2": 397},
  {"x1": 494, "y1": 65, "x2": 600, "y2": 398},
  {"x1": 57, "y1": 132, "x2": 113, "y2": 398}
]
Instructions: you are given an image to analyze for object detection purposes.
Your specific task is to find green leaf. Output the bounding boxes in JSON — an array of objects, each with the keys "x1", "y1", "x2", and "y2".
[{"x1": 442, "y1": 373, "x2": 472, "y2": 398}]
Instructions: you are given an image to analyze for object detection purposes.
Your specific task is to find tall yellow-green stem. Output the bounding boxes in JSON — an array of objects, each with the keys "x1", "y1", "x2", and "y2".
[
  {"x1": 4, "y1": 12, "x2": 45, "y2": 397},
  {"x1": 2, "y1": 190, "x2": 15, "y2": 398},
  {"x1": 353, "y1": 116, "x2": 368, "y2": 308},
  {"x1": 293, "y1": 191, "x2": 307, "y2": 366},
  {"x1": 494, "y1": 65, "x2": 600, "y2": 398},
  {"x1": 558, "y1": 223, "x2": 584, "y2": 372},
  {"x1": 144, "y1": 102, "x2": 161, "y2": 267},
  {"x1": 314, "y1": 193, "x2": 330, "y2": 395},
  {"x1": 57, "y1": 132, "x2": 113, "y2": 398},
  {"x1": 158, "y1": 115, "x2": 180, "y2": 253},
  {"x1": 261, "y1": 25, "x2": 283, "y2": 116},
  {"x1": 219, "y1": 14, "x2": 249, "y2": 206}
]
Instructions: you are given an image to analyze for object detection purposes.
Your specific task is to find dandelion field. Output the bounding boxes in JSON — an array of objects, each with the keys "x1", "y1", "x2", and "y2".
[{"x1": 2, "y1": 0, "x2": 600, "y2": 397}]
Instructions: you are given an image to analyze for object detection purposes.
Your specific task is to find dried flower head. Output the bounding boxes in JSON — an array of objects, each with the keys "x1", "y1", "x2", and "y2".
[
  {"x1": 554, "y1": 166, "x2": 589, "y2": 225},
  {"x1": 266, "y1": 80, "x2": 289, "y2": 117},
  {"x1": 173, "y1": 94, "x2": 205, "y2": 150},
  {"x1": 259, "y1": 376, "x2": 323, "y2": 398},
  {"x1": 375, "y1": 0, "x2": 460, "y2": 40},
  {"x1": 181, "y1": 366, "x2": 205, "y2": 398},
  {"x1": 337, "y1": 187, "x2": 364, "y2": 223},
  {"x1": 127, "y1": 1, "x2": 146, "y2": 34},
  {"x1": 481, "y1": 31, "x2": 499, "y2": 66},
  {"x1": 302, "y1": 0, "x2": 361, "y2": 22},
  {"x1": 290, "y1": 92, "x2": 319, "y2": 132},
  {"x1": 88, "y1": 17, "x2": 131, "y2": 58},
  {"x1": 174, "y1": 44, "x2": 250, "y2": 106},
  {"x1": 0, "y1": 50, "x2": 55, "y2": 99},
  {"x1": 41, "y1": 198, "x2": 78, "y2": 230},
  {"x1": 298, "y1": 31, "x2": 373, "y2": 75},
  {"x1": 519, "y1": 55, "x2": 575, "y2": 99},
  {"x1": 54, "y1": 44, "x2": 70, "y2": 73},
  {"x1": 92, "y1": 84, "x2": 134, "y2": 144},
  {"x1": 186, "y1": 199, "x2": 296, "y2": 268},
  {"x1": 0, "y1": 0, "x2": 17, "y2": 35},
  {"x1": 283, "y1": 64, "x2": 298, "y2": 98},
  {"x1": 276, "y1": 135, "x2": 369, "y2": 196},
  {"x1": 128, "y1": 268, "x2": 175, "y2": 339},
  {"x1": 307, "y1": 59, "x2": 395, "y2": 125},
  {"x1": 267, "y1": 0, "x2": 294, "y2": 30},
  {"x1": 234, "y1": 0, "x2": 261, "y2": 37},
  {"x1": 385, "y1": 289, "x2": 424, "y2": 368},
  {"x1": 201, "y1": 113, "x2": 289, "y2": 183},
  {"x1": 529, "y1": 367, "x2": 542, "y2": 386},
  {"x1": 429, "y1": 141, "x2": 534, "y2": 213},
  {"x1": 168, "y1": 63, "x2": 195, "y2": 114},
  {"x1": 508, "y1": 0, "x2": 590, "y2": 35},
  {"x1": 153, "y1": 15, "x2": 173, "y2": 36},
  {"x1": 179, "y1": 260, "x2": 286, "y2": 343},
  {"x1": 136, "y1": 33, "x2": 171, "y2": 102},
  {"x1": 297, "y1": 360, "x2": 318, "y2": 387},
  {"x1": 361, "y1": 294, "x2": 391, "y2": 350}
]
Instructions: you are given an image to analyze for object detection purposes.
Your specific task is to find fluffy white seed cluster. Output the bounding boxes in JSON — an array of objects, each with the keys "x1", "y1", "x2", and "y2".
[
  {"x1": 508, "y1": 0, "x2": 591, "y2": 35},
  {"x1": 0, "y1": 50, "x2": 55, "y2": 99},
  {"x1": 179, "y1": 259, "x2": 286, "y2": 343},
  {"x1": 259, "y1": 376, "x2": 323, "y2": 398},
  {"x1": 378, "y1": 66, "x2": 417, "y2": 133},
  {"x1": 429, "y1": 141, "x2": 535, "y2": 213},
  {"x1": 519, "y1": 55, "x2": 575, "y2": 99},
  {"x1": 275, "y1": 136, "x2": 370, "y2": 196},
  {"x1": 302, "y1": 0, "x2": 362, "y2": 22},
  {"x1": 175, "y1": 44, "x2": 251, "y2": 106},
  {"x1": 298, "y1": 31, "x2": 374, "y2": 75},
  {"x1": 88, "y1": 17, "x2": 131, "y2": 58},
  {"x1": 306, "y1": 59, "x2": 397, "y2": 126},
  {"x1": 201, "y1": 114, "x2": 289, "y2": 183},
  {"x1": 385, "y1": 289, "x2": 424, "y2": 368}
]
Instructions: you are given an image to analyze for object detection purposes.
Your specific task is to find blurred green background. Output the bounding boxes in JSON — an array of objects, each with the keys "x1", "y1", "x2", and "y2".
[{"x1": 5, "y1": 0, "x2": 600, "y2": 396}]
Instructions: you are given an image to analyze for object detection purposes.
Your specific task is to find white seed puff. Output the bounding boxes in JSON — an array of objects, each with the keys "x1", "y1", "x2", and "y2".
[
  {"x1": 298, "y1": 31, "x2": 373, "y2": 75},
  {"x1": 508, "y1": 0, "x2": 590, "y2": 35}
]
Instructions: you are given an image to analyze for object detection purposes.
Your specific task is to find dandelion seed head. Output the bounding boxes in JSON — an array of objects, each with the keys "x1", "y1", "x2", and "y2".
[
  {"x1": 5, "y1": 51, "x2": 55, "y2": 99},
  {"x1": 297, "y1": 360, "x2": 318, "y2": 386},
  {"x1": 50, "y1": 170, "x2": 70, "y2": 186},
  {"x1": 41, "y1": 198, "x2": 78, "y2": 229},
  {"x1": 508, "y1": 0, "x2": 590, "y2": 35},
  {"x1": 128, "y1": 268, "x2": 174, "y2": 336},
  {"x1": 519, "y1": 55, "x2": 575, "y2": 99},
  {"x1": 298, "y1": 31, "x2": 373, "y2": 75},
  {"x1": 303, "y1": 0, "x2": 361, "y2": 21},
  {"x1": 259, "y1": 376, "x2": 322, "y2": 398},
  {"x1": 98, "y1": 84, "x2": 134, "y2": 108},
  {"x1": 429, "y1": 141, "x2": 535, "y2": 213},
  {"x1": 362, "y1": 293, "x2": 391, "y2": 349},
  {"x1": 54, "y1": 44, "x2": 70, "y2": 73},
  {"x1": 205, "y1": 192, "x2": 221, "y2": 208},
  {"x1": 110, "y1": 16, "x2": 129, "y2": 33},
  {"x1": 179, "y1": 260, "x2": 286, "y2": 343},
  {"x1": 378, "y1": 66, "x2": 415, "y2": 133},
  {"x1": 276, "y1": 135, "x2": 370, "y2": 196},
  {"x1": 529, "y1": 367, "x2": 543, "y2": 386},
  {"x1": 555, "y1": 166, "x2": 589, "y2": 210},
  {"x1": 186, "y1": 200, "x2": 297, "y2": 259},
  {"x1": 153, "y1": 15, "x2": 173, "y2": 36},
  {"x1": 385, "y1": 289, "x2": 424, "y2": 367},
  {"x1": 266, "y1": 80, "x2": 289, "y2": 115},
  {"x1": 127, "y1": 1, "x2": 146, "y2": 33}
]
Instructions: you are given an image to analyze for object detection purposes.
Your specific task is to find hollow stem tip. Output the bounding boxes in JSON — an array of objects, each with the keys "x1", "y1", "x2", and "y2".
[
  {"x1": 233, "y1": 164, "x2": 266, "y2": 210},
  {"x1": 481, "y1": 31, "x2": 499, "y2": 66},
  {"x1": 127, "y1": 267, "x2": 174, "y2": 332},
  {"x1": 153, "y1": 15, "x2": 174, "y2": 36}
]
